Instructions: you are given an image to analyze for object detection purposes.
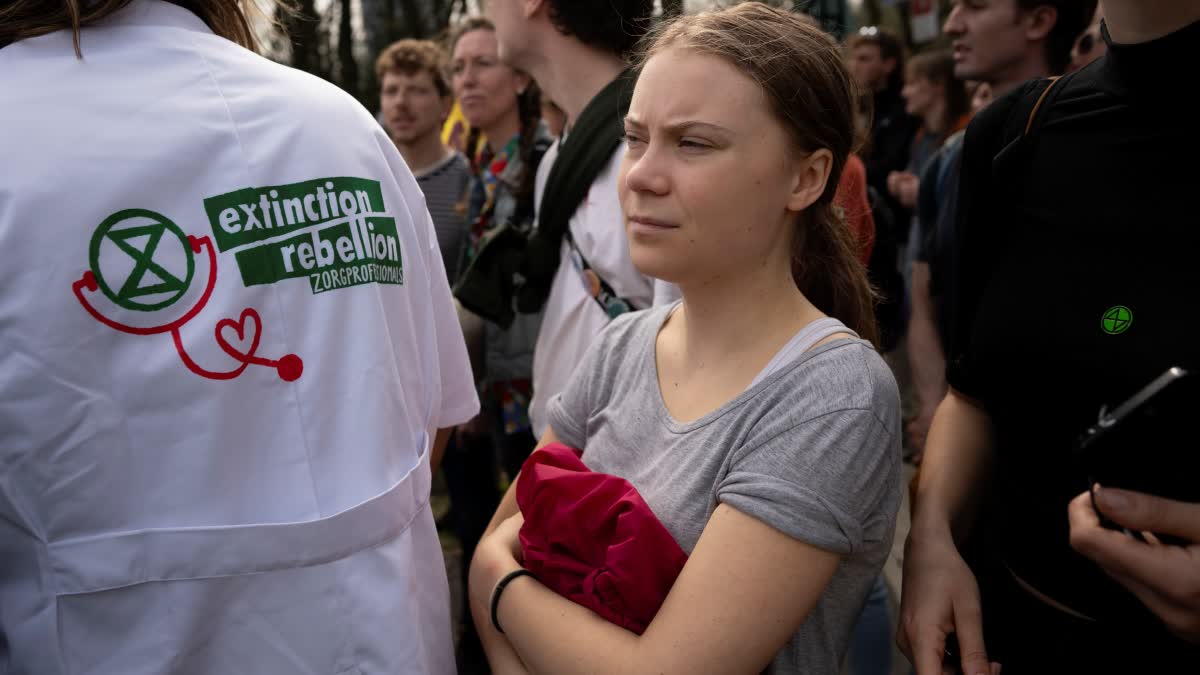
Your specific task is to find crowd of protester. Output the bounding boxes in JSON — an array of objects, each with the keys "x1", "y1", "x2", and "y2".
[{"x1": 2, "y1": 0, "x2": 1198, "y2": 673}]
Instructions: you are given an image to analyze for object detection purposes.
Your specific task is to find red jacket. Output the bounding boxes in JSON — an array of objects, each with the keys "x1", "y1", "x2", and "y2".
[
  {"x1": 516, "y1": 444, "x2": 688, "y2": 634},
  {"x1": 834, "y1": 154, "x2": 876, "y2": 265}
]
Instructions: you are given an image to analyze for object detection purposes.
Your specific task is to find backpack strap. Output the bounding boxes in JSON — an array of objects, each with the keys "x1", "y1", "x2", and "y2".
[
  {"x1": 1024, "y1": 75, "x2": 1063, "y2": 137},
  {"x1": 515, "y1": 69, "x2": 637, "y2": 314},
  {"x1": 992, "y1": 70, "x2": 1077, "y2": 180}
]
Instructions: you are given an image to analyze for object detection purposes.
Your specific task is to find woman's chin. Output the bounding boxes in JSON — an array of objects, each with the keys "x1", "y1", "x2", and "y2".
[{"x1": 629, "y1": 248, "x2": 684, "y2": 285}]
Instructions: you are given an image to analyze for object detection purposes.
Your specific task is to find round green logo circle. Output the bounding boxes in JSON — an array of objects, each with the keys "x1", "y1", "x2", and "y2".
[
  {"x1": 1101, "y1": 305, "x2": 1132, "y2": 335},
  {"x1": 88, "y1": 209, "x2": 195, "y2": 312}
]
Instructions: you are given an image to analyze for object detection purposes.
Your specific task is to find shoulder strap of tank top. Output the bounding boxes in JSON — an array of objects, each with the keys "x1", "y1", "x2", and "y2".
[{"x1": 747, "y1": 318, "x2": 858, "y2": 391}]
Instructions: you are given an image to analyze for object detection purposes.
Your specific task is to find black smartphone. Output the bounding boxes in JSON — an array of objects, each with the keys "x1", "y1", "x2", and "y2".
[{"x1": 1075, "y1": 367, "x2": 1199, "y2": 546}]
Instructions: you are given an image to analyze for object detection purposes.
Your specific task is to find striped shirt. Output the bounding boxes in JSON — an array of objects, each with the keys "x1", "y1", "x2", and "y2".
[{"x1": 414, "y1": 151, "x2": 471, "y2": 282}]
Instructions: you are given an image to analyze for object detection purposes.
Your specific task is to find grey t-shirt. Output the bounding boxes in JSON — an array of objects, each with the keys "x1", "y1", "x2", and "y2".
[
  {"x1": 547, "y1": 305, "x2": 901, "y2": 674},
  {"x1": 414, "y1": 152, "x2": 471, "y2": 282}
]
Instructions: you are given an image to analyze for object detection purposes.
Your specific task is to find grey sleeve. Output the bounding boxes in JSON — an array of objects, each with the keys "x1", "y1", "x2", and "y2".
[
  {"x1": 717, "y1": 408, "x2": 899, "y2": 556},
  {"x1": 545, "y1": 366, "x2": 591, "y2": 450},
  {"x1": 544, "y1": 312, "x2": 640, "y2": 449}
]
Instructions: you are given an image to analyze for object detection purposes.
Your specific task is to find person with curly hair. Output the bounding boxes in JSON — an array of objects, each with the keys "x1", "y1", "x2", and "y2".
[{"x1": 376, "y1": 38, "x2": 473, "y2": 282}]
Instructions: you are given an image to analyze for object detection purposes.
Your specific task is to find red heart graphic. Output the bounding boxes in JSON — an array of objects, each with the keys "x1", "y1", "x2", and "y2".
[{"x1": 215, "y1": 308, "x2": 262, "y2": 363}]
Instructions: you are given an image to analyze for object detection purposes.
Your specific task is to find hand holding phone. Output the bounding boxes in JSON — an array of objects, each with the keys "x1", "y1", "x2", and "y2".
[{"x1": 1075, "y1": 367, "x2": 1199, "y2": 546}]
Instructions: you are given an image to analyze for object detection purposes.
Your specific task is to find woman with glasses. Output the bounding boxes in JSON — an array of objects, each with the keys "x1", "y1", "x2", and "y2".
[
  {"x1": 442, "y1": 16, "x2": 553, "y2": 669},
  {"x1": 1070, "y1": 6, "x2": 1107, "y2": 71},
  {"x1": 449, "y1": 15, "x2": 552, "y2": 492}
]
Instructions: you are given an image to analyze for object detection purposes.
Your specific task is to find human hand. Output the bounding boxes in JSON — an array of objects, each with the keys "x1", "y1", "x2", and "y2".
[
  {"x1": 895, "y1": 172, "x2": 920, "y2": 209},
  {"x1": 905, "y1": 408, "x2": 937, "y2": 462},
  {"x1": 489, "y1": 512, "x2": 526, "y2": 565},
  {"x1": 898, "y1": 531, "x2": 1001, "y2": 675},
  {"x1": 1069, "y1": 487, "x2": 1200, "y2": 643}
]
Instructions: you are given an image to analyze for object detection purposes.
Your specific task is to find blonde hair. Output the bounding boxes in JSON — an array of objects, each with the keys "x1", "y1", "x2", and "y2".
[
  {"x1": 640, "y1": 3, "x2": 878, "y2": 346},
  {"x1": 0, "y1": 0, "x2": 267, "y2": 56}
]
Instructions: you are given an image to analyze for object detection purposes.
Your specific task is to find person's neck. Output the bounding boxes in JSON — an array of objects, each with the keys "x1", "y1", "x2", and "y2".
[
  {"x1": 481, "y1": 109, "x2": 523, "y2": 155},
  {"x1": 672, "y1": 256, "x2": 821, "y2": 370},
  {"x1": 923, "y1": 99, "x2": 949, "y2": 136},
  {"x1": 1103, "y1": 0, "x2": 1200, "y2": 44},
  {"x1": 397, "y1": 131, "x2": 451, "y2": 175},
  {"x1": 527, "y1": 39, "x2": 626, "y2": 127},
  {"x1": 988, "y1": 53, "x2": 1053, "y2": 99}
]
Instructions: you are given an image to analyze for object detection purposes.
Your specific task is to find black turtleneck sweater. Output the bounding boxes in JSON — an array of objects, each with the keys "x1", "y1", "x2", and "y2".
[{"x1": 947, "y1": 17, "x2": 1200, "y2": 647}]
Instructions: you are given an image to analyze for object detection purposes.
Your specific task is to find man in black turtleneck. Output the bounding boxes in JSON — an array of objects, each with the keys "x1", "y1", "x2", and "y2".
[{"x1": 900, "y1": 0, "x2": 1200, "y2": 672}]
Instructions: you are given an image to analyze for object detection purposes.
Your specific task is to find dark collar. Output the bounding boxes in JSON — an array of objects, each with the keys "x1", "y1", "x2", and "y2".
[{"x1": 1101, "y1": 17, "x2": 1200, "y2": 88}]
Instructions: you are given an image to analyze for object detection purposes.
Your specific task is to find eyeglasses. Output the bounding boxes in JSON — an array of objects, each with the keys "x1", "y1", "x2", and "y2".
[
  {"x1": 1077, "y1": 32, "x2": 1095, "y2": 56},
  {"x1": 1075, "y1": 27, "x2": 1102, "y2": 56},
  {"x1": 857, "y1": 25, "x2": 879, "y2": 37}
]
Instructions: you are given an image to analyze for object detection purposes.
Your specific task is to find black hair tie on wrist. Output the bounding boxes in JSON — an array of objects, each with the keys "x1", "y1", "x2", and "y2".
[{"x1": 490, "y1": 568, "x2": 535, "y2": 634}]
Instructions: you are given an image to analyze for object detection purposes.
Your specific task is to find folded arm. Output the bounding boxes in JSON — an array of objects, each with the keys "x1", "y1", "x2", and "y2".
[{"x1": 471, "y1": 502, "x2": 839, "y2": 675}]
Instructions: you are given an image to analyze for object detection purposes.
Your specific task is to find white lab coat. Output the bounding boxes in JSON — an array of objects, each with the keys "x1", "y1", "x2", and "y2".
[{"x1": 0, "y1": 2, "x2": 477, "y2": 673}]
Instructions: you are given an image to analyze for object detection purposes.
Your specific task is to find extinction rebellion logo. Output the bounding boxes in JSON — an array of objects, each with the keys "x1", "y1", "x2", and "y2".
[
  {"x1": 70, "y1": 175, "x2": 402, "y2": 381},
  {"x1": 203, "y1": 177, "x2": 404, "y2": 294}
]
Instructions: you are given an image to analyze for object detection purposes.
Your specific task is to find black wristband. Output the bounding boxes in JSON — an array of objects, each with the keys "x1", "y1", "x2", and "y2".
[{"x1": 489, "y1": 568, "x2": 534, "y2": 634}]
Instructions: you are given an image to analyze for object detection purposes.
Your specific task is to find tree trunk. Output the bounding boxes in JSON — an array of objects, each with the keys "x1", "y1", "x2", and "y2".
[
  {"x1": 284, "y1": 0, "x2": 324, "y2": 77},
  {"x1": 338, "y1": 0, "x2": 360, "y2": 98}
]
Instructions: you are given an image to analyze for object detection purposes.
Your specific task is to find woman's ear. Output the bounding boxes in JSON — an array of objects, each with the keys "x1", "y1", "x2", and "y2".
[
  {"x1": 1023, "y1": 5, "x2": 1057, "y2": 42},
  {"x1": 524, "y1": 0, "x2": 545, "y2": 20},
  {"x1": 787, "y1": 149, "x2": 833, "y2": 213}
]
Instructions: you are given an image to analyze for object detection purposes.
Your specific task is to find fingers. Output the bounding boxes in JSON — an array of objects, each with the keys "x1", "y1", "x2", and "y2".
[
  {"x1": 897, "y1": 599, "x2": 948, "y2": 675},
  {"x1": 1069, "y1": 505, "x2": 1169, "y2": 581},
  {"x1": 1101, "y1": 562, "x2": 1200, "y2": 642},
  {"x1": 1067, "y1": 490, "x2": 1102, "y2": 530},
  {"x1": 908, "y1": 626, "x2": 948, "y2": 675},
  {"x1": 1070, "y1": 491, "x2": 1193, "y2": 586},
  {"x1": 953, "y1": 595, "x2": 992, "y2": 675},
  {"x1": 1094, "y1": 485, "x2": 1200, "y2": 541},
  {"x1": 1069, "y1": 490, "x2": 1200, "y2": 640}
]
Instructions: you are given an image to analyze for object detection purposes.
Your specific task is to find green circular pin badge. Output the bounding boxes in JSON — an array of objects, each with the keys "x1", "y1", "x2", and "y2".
[
  {"x1": 88, "y1": 208, "x2": 196, "y2": 312},
  {"x1": 1101, "y1": 305, "x2": 1132, "y2": 335}
]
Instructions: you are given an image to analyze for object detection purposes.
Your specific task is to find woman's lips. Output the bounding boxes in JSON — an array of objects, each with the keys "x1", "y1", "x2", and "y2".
[{"x1": 628, "y1": 216, "x2": 678, "y2": 229}]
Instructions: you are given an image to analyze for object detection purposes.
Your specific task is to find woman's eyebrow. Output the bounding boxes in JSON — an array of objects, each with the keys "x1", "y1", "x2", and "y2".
[{"x1": 623, "y1": 116, "x2": 732, "y2": 136}]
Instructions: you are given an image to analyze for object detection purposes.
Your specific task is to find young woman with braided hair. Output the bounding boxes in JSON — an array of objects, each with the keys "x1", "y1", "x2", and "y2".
[
  {"x1": 449, "y1": 15, "x2": 552, "y2": 489},
  {"x1": 443, "y1": 17, "x2": 554, "y2": 670}
]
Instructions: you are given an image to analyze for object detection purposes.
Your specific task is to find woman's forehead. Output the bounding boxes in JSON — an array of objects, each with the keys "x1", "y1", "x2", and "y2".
[{"x1": 633, "y1": 49, "x2": 763, "y2": 120}]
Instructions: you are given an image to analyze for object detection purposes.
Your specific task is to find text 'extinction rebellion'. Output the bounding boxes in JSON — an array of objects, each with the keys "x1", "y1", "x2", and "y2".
[{"x1": 203, "y1": 177, "x2": 404, "y2": 294}]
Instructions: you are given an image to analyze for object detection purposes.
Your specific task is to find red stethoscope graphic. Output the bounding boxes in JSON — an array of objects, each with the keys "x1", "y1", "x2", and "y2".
[{"x1": 73, "y1": 234, "x2": 303, "y2": 381}]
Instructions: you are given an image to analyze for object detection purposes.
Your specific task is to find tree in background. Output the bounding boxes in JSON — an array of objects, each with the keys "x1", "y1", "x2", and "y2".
[
  {"x1": 272, "y1": 0, "x2": 914, "y2": 111},
  {"x1": 271, "y1": 0, "x2": 468, "y2": 111},
  {"x1": 272, "y1": 0, "x2": 329, "y2": 81},
  {"x1": 795, "y1": 0, "x2": 850, "y2": 40},
  {"x1": 338, "y1": 0, "x2": 359, "y2": 100}
]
